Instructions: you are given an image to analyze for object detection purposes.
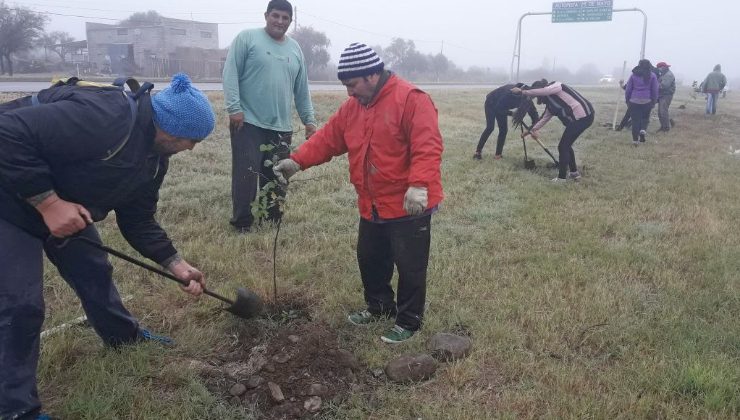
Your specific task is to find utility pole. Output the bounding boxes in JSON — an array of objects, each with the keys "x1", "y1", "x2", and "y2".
[{"x1": 294, "y1": 6, "x2": 298, "y2": 31}]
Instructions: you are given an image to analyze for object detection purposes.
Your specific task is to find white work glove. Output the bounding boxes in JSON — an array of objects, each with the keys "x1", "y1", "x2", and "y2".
[
  {"x1": 273, "y1": 158, "x2": 301, "y2": 186},
  {"x1": 403, "y1": 186, "x2": 428, "y2": 216}
]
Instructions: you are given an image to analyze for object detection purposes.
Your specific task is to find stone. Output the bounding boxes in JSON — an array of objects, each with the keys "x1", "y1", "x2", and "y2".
[
  {"x1": 308, "y1": 383, "x2": 328, "y2": 397},
  {"x1": 268, "y1": 381, "x2": 285, "y2": 403},
  {"x1": 371, "y1": 368, "x2": 385, "y2": 378},
  {"x1": 385, "y1": 354, "x2": 438, "y2": 383},
  {"x1": 229, "y1": 396, "x2": 241, "y2": 406},
  {"x1": 229, "y1": 383, "x2": 247, "y2": 396},
  {"x1": 287, "y1": 335, "x2": 300, "y2": 344},
  {"x1": 334, "y1": 349, "x2": 360, "y2": 371},
  {"x1": 263, "y1": 363, "x2": 276, "y2": 373},
  {"x1": 245, "y1": 375, "x2": 264, "y2": 389},
  {"x1": 428, "y1": 333, "x2": 473, "y2": 362},
  {"x1": 304, "y1": 396, "x2": 322, "y2": 413},
  {"x1": 273, "y1": 352, "x2": 291, "y2": 364}
]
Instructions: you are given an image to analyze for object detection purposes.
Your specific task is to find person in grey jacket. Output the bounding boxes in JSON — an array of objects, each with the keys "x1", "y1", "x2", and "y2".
[
  {"x1": 656, "y1": 62, "x2": 675, "y2": 132},
  {"x1": 702, "y1": 64, "x2": 727, "y2": 115}
]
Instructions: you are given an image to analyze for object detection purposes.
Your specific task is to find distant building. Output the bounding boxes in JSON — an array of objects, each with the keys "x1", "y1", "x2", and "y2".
[{"x1": 86, "y1": 17, "x2": 224, "y2": 78}]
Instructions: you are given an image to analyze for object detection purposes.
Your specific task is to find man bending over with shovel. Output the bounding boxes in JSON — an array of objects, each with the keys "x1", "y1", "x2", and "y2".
[
  {"x1": 0, "y1": 73, "x2": 215, "y2": 419},
  {"x1": 274, "y1": 43, "x2": 444, "y2": 344}
]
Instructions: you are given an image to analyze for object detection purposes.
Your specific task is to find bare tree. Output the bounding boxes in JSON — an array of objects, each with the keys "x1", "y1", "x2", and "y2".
[
  {"x1": 120, "y1": 10, "x2": 162, "y2": 26},
  {"x1": 291, "y1": 26, "x2": 331, "y2": 80},
  {"x1": 0, "y1": 2, "x2": 47, "y2": 75},
  {"x1": 39, "y1": 30, "x2": 75, "y2": 63}
]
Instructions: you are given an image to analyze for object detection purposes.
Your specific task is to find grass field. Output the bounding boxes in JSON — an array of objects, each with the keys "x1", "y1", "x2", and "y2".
[{"x1": 4, "y1": 85, "x2": 739, "y2": 419}]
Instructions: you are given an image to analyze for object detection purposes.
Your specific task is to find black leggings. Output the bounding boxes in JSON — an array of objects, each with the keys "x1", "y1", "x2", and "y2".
[
  {"x1": 630, "y1": 102, "x2": 653, "y2": 141},
  {"x1": 557, "y1": 113, "x2": 594, "y2": 179},
  {"x1": 476, "y1": 109, "x2": 509, "y2": 156}
]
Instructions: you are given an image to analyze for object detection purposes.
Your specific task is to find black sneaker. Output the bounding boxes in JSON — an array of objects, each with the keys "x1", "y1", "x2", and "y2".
[
  {"x1": 639, "y1": 130, "x2": 646, "y2": 143},
  {"x1": 472, "y1": 152, "x2": 482, "y2": 160}
]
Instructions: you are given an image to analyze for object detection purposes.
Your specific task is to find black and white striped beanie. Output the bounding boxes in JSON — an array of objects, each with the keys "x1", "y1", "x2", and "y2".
[{"x1": 337, "y1": 43, "x2": 385, "y2": 80}]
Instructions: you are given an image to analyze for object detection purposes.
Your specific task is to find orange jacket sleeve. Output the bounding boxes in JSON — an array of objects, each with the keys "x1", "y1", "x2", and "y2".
[{"x1": 403, "y1": 91, "x2": 443, "y2": 188}]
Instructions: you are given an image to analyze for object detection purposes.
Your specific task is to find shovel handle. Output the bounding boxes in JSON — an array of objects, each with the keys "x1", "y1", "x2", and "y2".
[
  {"x1": 520, "y1": 122, "x2": 559, "y2": 165},
  {"x1": 57, "y1": 236, "x2": 235, "y2": 306}
]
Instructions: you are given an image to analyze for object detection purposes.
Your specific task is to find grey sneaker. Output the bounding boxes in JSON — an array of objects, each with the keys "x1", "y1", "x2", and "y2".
[
  {"x1": 568, "y1": 171, "x2": 582, "y2": 181},
  {"x1": 639, "y1": 130, "x2": 646, "y2": 142},
  {"x1": 551, "y1": 177, "x2": 568, "y2": 184},
  {"x1": 347, "y1": 309, "x2": 381, "y2": 326}
]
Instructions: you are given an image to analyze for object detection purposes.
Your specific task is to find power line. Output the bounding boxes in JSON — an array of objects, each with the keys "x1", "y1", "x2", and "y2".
[
  {"x1": 10, "y1": 0, "x2": 263, "y2": 15},
  {"x1": 8, "y1": 6, "x2": 260, "y2": 25}
]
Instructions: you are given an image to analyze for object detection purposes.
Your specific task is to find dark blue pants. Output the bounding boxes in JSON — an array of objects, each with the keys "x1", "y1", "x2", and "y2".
[
  {"x1": 356, "y1": 215, "x2": 431, "y2": 331},
  {"x1": 0, "y1": 218, "x2": 139, "y2": 419}
]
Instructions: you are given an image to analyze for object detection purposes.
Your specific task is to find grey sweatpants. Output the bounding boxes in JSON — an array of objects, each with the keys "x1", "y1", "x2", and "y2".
[{"x1": 658, "y1": 95, "x2": 673, "y2": 129}]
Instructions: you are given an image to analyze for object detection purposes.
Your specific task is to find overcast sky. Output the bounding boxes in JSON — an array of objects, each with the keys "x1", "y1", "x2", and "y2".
[{"x1": 12, "y1": 0, "x2": 737, "y2": 83}]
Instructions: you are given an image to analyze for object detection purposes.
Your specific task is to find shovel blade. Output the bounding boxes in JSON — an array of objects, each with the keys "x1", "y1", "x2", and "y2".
[
  {"x1": 226, "y1": 288, "x2": 264, "y2": 319},
  {"x1": 524, "y1": 159, "x2": 536, "y2": 170}
]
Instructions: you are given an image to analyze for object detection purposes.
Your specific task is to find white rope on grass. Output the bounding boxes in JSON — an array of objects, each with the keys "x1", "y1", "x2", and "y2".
[{"x1": 40, "y1": 295, "x2": 133, "y2": 340}]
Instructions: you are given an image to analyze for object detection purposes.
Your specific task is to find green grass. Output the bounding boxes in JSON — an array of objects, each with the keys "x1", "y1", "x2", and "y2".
[{"x1": 9, "y1": 86, "x2": 738, "y2": 418}]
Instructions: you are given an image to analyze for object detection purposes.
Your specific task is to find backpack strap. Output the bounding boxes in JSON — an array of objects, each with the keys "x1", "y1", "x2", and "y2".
[
  {"x1": 101, "y1": 90, "x2": 139, "y2": 161},
  {"x1": 112, "y1": 77, "x2": 141, "y2": 93}
]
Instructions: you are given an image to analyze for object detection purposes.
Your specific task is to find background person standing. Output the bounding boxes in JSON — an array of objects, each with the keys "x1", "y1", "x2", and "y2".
[
  {"x1": 702, "y1": 64, "x2": 727, "y2": 115},
  {"x1": 656, "y1": 62, "x2": 675, "y2": 132},
  {"x1": 625, "y1": 59, "x2": 658, "y2": 145},
  {"x1": 222, "y1": 0, "x2": 317, "y2": 233}
]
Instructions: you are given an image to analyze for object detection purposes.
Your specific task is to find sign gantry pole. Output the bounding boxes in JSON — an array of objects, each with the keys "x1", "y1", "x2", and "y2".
[{"x1": 510, "y1": 1, "x2": 647, "y2": 81}]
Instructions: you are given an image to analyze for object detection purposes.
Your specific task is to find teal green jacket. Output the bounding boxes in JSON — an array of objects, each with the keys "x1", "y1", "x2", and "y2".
[{"x1": 222, "y1": 28, "x2": 316, "y2": 131}]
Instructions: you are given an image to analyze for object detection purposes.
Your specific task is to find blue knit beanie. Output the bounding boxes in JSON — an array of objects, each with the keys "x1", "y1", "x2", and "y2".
[
  {"x1": 151, "y1": 73, "x2": 215, "y2": 141},
  {"x1": 337, "y1": 43, "x2": 384, "y2": 80}
]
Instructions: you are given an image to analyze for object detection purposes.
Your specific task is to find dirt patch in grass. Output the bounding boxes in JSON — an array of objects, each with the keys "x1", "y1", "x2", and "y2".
[{"x1": 191, "y1": 293, "x2": 370, "y2": 419}]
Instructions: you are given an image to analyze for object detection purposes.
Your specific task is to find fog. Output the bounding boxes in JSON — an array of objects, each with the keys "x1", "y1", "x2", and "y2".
[{"x1": 16, "y1": 0, "x2": 738, "y2": 83}]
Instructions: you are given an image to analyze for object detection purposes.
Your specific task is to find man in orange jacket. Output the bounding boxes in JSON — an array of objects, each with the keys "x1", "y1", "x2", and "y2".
[{"x1": 274, "y1": 43, "x2": 444, "y2": 343}]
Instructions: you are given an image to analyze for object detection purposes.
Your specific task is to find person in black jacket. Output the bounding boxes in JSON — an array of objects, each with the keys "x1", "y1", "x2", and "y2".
[
  {"x1": 473, "y1": 83, "x2": 539, "y2": 160},
  {"x1": 0, "y1": 73, "x2": 215, "y2": 420}
]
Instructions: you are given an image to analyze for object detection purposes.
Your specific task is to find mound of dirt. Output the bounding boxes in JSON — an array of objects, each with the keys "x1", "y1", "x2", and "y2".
[{"x1": 191, "y1": 295, "x2": 369, "y2": 419}]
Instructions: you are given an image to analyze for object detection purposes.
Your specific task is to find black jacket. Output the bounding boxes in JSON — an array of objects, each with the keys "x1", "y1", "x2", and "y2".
[
  {"x1": 0, "y1": 84, "x2": 177, "y2": 264},
  {"x1": 485, "y1": 83, "x2": 539, "y2": 122}
]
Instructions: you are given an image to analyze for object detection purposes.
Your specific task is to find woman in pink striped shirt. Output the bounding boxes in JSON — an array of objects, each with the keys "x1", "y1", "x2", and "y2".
[{"x1": 512, "y1": 79, "x2": 594, "y2": 183}]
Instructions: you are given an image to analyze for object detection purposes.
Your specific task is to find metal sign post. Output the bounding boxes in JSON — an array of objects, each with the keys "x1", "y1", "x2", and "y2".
[
  {"x1": 510, "y1": 4, "x2": 647, "y2": 81},
  {"x1": 612, "y1": 60, "x2": 627, "y2": 130}
]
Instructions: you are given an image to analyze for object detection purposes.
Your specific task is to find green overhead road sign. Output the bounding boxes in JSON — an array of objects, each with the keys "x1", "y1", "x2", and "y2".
[{"x1": 552, "y1": 0, "x2": 613, "y2": 23}]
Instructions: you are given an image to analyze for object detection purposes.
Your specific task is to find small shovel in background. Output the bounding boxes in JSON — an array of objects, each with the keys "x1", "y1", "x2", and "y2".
[
  {"x1": 54, "y1": 236, "x2": 263, "y2": 319},
  {"x1": 522, "y1": 131, "x2": 536, "y2": 170}
]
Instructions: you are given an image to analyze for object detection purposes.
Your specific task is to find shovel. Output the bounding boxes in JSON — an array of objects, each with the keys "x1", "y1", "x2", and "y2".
[
  {"x1": 522, "y1": 134, "x2": 536, "y2": 170},
  {"x1": 55, "y1": 236, "x2": 263, "y2": 319},
  {"x1": 521, "y1": 122, "x2": 559, "y2": 166}
]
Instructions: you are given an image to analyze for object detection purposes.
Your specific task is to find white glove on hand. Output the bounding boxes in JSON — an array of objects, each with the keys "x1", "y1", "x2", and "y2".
[
  {"x1": 403, "y1": 186, "x2": 428, "y2": 216},
  {"x1": 273, "y1": 158, "x2": 301, "y2": 186}
]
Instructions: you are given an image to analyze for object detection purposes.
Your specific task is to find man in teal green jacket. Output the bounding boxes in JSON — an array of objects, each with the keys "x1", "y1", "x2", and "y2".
[
  {"x1": 702, "y1": 64, "x2": 727, "y2": 115},
  {"x1": 222, "y1": 0, "x2": 317, "y2": 232}
]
